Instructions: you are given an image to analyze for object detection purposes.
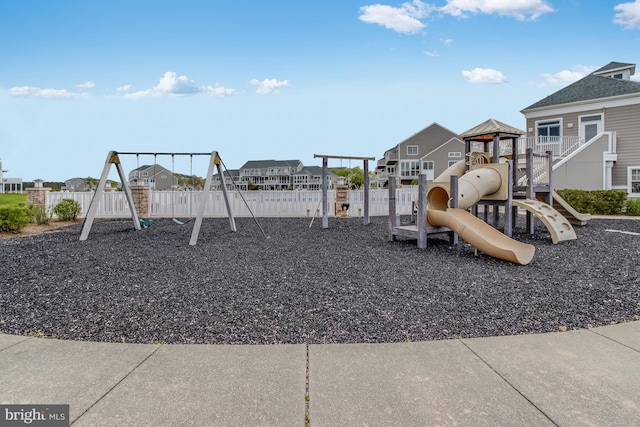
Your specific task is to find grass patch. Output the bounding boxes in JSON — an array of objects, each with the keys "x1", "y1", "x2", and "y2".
[{"x1": 0, "y1": 193, "x2": 28, "y2": 207}]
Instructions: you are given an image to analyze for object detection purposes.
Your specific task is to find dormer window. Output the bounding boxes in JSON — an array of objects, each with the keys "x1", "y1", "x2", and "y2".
[{"x1": 613, "y1": 73, "x2": 623, "y2": 79}]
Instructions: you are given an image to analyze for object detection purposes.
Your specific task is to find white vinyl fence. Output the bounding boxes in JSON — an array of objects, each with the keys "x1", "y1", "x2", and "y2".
[{"x1": 46, "y1": 187, "x2": 420, "y2": 219}]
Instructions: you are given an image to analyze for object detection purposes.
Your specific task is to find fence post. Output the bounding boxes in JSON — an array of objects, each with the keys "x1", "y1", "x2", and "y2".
[{"x1": 131, "y1": 186, "x2": 150, "y2": 218}]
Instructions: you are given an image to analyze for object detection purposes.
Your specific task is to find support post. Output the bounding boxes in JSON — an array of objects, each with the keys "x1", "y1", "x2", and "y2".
[
  {"x1": 504, "y1": 160, "x2": 513, "y2": 237},
  {"x1": 492, "y1": 134, "x2": 500, "y2": 163},
  {"x1": 417, "y1": 174, "x2": 427, "y2": 249},
  {"x1": 525, "y1": 148, "x2": 535, "y2": 234},
  {"x1": 80, "y1": 151, "x2": 140, "y2": 241},
  {"x1": 449, "y1": 175, "x2": 459, "y2": 244},
  {"x1": 189, "y1": 151, "x2": 235, "y2": 246},
  {"x1": 321, "y1": 157, "x2": 329, "y2": 229},
  {"x1": 363, "y1": 159, "x2": 370, "y2": 225},
  {"x1": 546, "y1": 150, "x2": 553, "y2": 205},
  {"x1": 387, "y1": 176, "x2": 398, "y2": 241}
]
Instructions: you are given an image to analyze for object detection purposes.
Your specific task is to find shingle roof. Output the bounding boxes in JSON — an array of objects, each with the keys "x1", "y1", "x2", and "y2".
[
  {"x1": 459, "y1": 118, "x2": 524, "y2": 139},
  {"x1": 592, "y1": 61, "x2": 635, "y2": 75},
  {"x1": 522, "y1": 67, "x2": 640, "y2": 111},
  {"x1": 240, "y1": 159, "x2": 301, "y2": 169}
]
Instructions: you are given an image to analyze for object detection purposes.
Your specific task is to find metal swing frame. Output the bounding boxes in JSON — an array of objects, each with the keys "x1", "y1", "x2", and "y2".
[{"x1": 79, "y1": 150, "x2": 236, "y2": 245}]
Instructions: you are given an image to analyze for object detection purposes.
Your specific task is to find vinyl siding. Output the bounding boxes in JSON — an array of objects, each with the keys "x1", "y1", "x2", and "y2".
[{"x1": 604, "y1": 104, "x2": 640, "y2": 186}]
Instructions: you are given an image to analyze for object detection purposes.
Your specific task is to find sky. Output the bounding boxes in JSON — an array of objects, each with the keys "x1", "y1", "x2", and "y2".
[{"x1": 1, "y1": 0, "x2": 640, "y2": 182}]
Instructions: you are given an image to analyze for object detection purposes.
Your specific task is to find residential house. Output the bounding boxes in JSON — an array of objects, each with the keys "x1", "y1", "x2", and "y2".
[
  {"x1": 211, "y1": 169, "x2": 244, "y2": 191},
  {"x1": 63, "y1": 177, "x2": 119, "y2": 191},
  {"x1": 376, "y1": 122, "x2": 465, "y2": 186},
  {"x1": 128, "y1": 164, "x2": 177, "y2": 190},
  {"x1": 239, "y1": 160, "x2": 304, "y2": 190},
  {"x1": 520, "y1": 61, "x2": 640, "y2": 196},
  {"x1": 293, "y1": 166, "x2": 338, "y2": 190}
]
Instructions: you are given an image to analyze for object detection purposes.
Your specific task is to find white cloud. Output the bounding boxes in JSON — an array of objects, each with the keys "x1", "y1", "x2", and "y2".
[
  {"x1": 124, "y1": 72, "x2": 236, "y2": 98},
  {"x1": 423, "y1": 50, "x2": 439, "y2": 57},
  {"x1": 359, "y1": 1, "x2": 434, "y2": 34},
  {"x1": 359, "y1": 1, "x2": 554, "y2": 35},
  {"x1": 117, "y1": 84, "x2": 132, "y2": 92},
  {"x1": 204, "y1": 83, "x2": 237, "y2": 97},
  {"x1": 249, "y1": 78, "x2": 290, "y2": 95},
  {"x1": 532, "y1": 65, "x2": 597, "y2": 88},
  {"x1": 9, "y1": 86, "x2": 79, "y2": 98},
  {"x1": 441, "y1": 0, "x2": 555, "y2": 21},
  {"x1": 614, "y1": 0, "x2": 640, "y2": 29},
  {"x1": 441, "y1": 38, "x2": 453, "y2": 46},
  {"x1": 461, "y1": 67, "x2": 508, "y2": 83},
  {"x1": 76, "y1": 81, "x2": 95, "y2": 89}
]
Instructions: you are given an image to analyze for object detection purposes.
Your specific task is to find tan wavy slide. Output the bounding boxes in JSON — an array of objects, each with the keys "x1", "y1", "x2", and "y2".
[
  {"x1": 426, "y1": 158, "x2": 535, "y2": 265},
  {"x1": 427, "y1": 208, "x2": 536, "y2": 265}
]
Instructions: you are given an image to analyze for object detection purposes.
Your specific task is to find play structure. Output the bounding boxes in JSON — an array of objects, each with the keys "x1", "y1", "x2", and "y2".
[
  {"x1": 79, "y1": 151, "x2": 237, "y2": 245},
  {"x1": 389, "y1": 119, "x2": 589, "y2": 265}
]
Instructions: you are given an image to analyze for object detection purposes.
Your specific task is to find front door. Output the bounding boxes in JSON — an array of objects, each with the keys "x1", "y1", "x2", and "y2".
[{"x1": 579, "y1": 114, "x2": 602, "y2": 143}]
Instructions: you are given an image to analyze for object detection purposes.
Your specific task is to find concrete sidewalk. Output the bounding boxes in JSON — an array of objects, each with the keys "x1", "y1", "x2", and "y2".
[{"x1": 1, "y1": 321, "x2": 639, "y2": 426}]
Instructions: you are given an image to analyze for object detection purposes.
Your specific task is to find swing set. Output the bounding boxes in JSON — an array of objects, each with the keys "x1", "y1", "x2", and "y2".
[
  {"x1": 312, "y1": 154, "x2": 375, "y2": 229},
  {"x1": 79, "y1": 150, "x2": 236, "y2": 245}
]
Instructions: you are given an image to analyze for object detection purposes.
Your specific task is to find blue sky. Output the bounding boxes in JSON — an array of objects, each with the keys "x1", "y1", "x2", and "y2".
[{"x1": 1, "y1": 0, "x2": 640, "y2": 182}]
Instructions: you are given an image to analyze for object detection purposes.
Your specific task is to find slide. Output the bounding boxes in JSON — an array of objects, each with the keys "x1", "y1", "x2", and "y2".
[
  {"x1": 536, "y1": 191, "x2": 591, "y2": 226},
  {"x1": 427, "y1": 208, "x2": 536, "y2": 265},
  {"x1": 513, "y1": 199, "x2": 577, "y2": 244}
]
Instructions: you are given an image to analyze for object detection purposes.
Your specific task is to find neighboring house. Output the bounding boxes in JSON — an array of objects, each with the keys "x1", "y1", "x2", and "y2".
[
  {"x1": 63, "y1": 177, "x2": 118, "y2": 191},
  {"x1": 239, "y1": 160, "x2": 304, "y2": 190},
  {"x1": 211, "y1": 169, "x2": 244, "y2": 191},
  {"x1": 128, "y1": 164, "x2": 177, "y2": 190},
  {"x1": 520, "y1": 61, "x2": 640, "y2": 196},
  {"x1": 376, "y1": 122, "x2": 465, "y2": 186},
  {"x1": 293, "y1": 165, "x2": 338, "y2": 190},
  {"x1": 64, "y1": 177, "x2": 90, "y2": 191}
]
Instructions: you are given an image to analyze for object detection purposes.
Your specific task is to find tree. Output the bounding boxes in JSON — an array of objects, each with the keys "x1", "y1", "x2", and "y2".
[
  {"x1": 332, "y1": 167, "x2": 365, "y2": 189},
  {"x1": 84, "y1": 176, "x2": 99, "y2": 190}
]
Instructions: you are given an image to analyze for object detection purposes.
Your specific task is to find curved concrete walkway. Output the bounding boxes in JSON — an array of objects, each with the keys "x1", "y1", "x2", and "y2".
[{"x1": 1, "y1": 321, "x2": 639, "y2": 426}]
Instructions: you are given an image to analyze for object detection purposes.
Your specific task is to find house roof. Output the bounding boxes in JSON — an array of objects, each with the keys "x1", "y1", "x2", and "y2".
[
  {"x1": 384, "y1": 122, "x2": 459, "y2": 153},
  {"x1": 240, "y1": 159, "x2": 301, "y2": 169},
  {"x1": 296, "y1": 166, "x2": 327, "y2": 176},
  {"x1": 522, "y1": 63, "x2": 640, "y2": 111},
  {"x1": 459, "y1": 118, "x2": 524, "y2": 140},
  {"x1": 130, "y1": 164, "x2": 170, "y2": 172},
  {"x1": 593, "y1": 61, "x2": 635, "y2": 75}
]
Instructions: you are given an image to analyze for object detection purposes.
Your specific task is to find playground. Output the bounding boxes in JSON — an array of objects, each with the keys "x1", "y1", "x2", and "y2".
[{"x1": 1, "y1": 215, "x2": 638, "y2": 344}]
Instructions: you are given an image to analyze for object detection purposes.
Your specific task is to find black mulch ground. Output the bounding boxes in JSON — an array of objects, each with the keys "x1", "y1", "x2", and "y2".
[{"x1": 1, "y1": 216, "x2": 639, "y2": 344}]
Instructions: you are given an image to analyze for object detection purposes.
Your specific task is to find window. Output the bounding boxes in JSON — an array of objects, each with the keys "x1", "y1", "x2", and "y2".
[
  {"x1": 386, "y1": 166, "x2": 395, "y2": 175},
  {"x1": 536, "y1": 119, "x2": 561, "y2": 144},
  {"x1": 407, "y1": 145, "x2": 418, "y2": 155},
  {"x1": 422, "y1": 161, "x2": 434, "y2": 170},
  {"x1": 448, "y1": 160, "x2": 458, "y2": 167},
  {"x1": 629, "y1": 167, "x2": 640, "y2": 195},
  {"x1": 613, "y1": 73, "x2": 623, "y2": 79},
  {"x1": 400, "y1": 161, "x2": 420, "y2": 177},
  {"x1": 448, "y1": 152, "x2": 461, "y2": 158}
]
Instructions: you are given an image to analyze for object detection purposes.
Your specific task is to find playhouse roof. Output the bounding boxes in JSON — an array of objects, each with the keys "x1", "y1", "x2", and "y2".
[{"x1": 459, "y1": 118, "x2": 525, "y2": 141}]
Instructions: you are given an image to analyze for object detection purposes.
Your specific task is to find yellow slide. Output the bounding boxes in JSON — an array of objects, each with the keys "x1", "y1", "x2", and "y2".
[{"x1": 427, "y1": 208, "x2": 536, "y2": 265}]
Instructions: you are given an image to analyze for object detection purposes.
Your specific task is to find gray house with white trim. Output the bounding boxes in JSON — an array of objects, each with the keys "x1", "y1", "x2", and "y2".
[
  {"x1": 377, "y1": 122, "x2": 465, "y2": 186},
  {"x1": 520, "y1": 61, "x2": 640, "y2": 196}
]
